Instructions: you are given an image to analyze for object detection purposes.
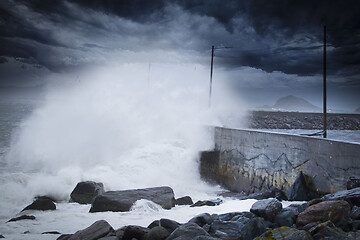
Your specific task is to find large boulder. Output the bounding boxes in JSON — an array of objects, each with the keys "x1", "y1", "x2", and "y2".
[
  {"x1": 239, "y1": 217, "x2": 267, "y2": 240},
  {"x1": 296, "y1": 200, "x2": 350, "y2": 227},
  {"x1": 288, "y1": 172, "x2": 320, "y2": 201},
  {"x1": 22, "y1": 198, "x2": 56, "y2": 211},
  {"x1": 322, "y1": 187, "x2": 360, "y2": 206},
  {"x1": 250, "y1": 198, "x2": 282, "y2": 221},
  {"x1": 68, "y1": 220, "x2": 114, "y2": 240},
  {"x1": 146, "y1": 226, "x2": 169, "y2": 240},
  {"x1": 256, "y1": 226, "x2": 312, "y2": 240},
  {"x1": 122, "y1": 225, "x2": 149, "y2": 240},
  {"x1": 89, "y1": 186, "x2": 175, "y2": 212},
  {"x1": 166, "y1": 222, "x2": 210, "y2": 240},
  {"x1": 70, "y1": 181, "x2": 104, "y2": 204},
  {"x1": 208, "y1": 220, "x2": 245, "y2": 239}
]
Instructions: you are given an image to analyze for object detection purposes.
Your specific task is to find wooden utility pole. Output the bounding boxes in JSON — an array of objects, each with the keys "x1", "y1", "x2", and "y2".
[
  {"x1": 323, "y1": 25, "x2": 327, "y2": 138},
  {"x1": 209, "y1": 45, "x2": 215, "y2": 108}
]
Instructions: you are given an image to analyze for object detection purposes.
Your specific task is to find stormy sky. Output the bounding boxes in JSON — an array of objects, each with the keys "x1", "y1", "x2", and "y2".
[{"x1": 0, "y1": 0, "x2": 359, "y2": 111}]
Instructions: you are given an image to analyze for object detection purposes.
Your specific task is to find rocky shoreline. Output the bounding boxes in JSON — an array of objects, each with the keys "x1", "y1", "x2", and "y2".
[
  {"x1": 248, "y1": 111, "x2": 360, "y2": 130},
  {"x1": 3, "y1": 176, "x2": 360, "y2": 240}
]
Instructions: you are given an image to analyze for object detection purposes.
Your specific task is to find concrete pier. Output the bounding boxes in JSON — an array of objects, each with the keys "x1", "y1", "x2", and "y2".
[{"x1": 200, "y1": 127, "x2": 360, "y2": 194}]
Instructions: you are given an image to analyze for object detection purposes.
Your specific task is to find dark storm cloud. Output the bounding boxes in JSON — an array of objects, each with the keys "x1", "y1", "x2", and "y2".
[{"x1": 0, "y1": 0, "x2": 359, "y2": 83}]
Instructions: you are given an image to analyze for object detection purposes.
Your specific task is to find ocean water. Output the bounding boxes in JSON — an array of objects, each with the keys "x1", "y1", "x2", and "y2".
[{"x1": 0, "y1": 63, "x2": 252, "y2": 239}]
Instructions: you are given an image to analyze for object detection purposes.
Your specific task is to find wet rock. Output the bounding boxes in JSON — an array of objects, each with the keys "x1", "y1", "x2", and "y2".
[
  {"x1": 146, "y1": 226, "x2": 169, "y2": 240},
  {"x1": 275, "y1": 209, "x2": 297, "y2": 227},
  {"x1": 296, "y1": 200, "x2": 351, "y2": 227},
  {"x1": 256, "y1": 226, "x2": 312, "y2": 240},
  {"x1": 240, "y1": 217, "x2": 267, "y2": 240},
  {"x1": 308, "y1": 220, "x2": 360, "y2": 240},
  {"x1": 189, "y1": 213, "x2": 213, "y2": 227},
  {"x1": 8, "y1": 215, "x2": 36, "y2": 222},
  {"x1": 217, "y1": 212, "x2": 244, "y2": 221},
  {"x1": 42, "y1": 231, "x2": 61, "y2": 235},
  {"x1": 250, "y1": 198, "x2": 282, "y2": 221},
  {"x1": 68, "y1": 220, "x2": 114, "y2": 240},
  {"x1": 166, "y1": 222, "x2": 210, "y2": 240},
  {"x1": 284, "y1": 203, "x2": 308, "y2": 215},
  {"x1": 122, "y1": 225, "x2": 149, "y2": 240},
  {"x1": 208, "y1": 220, "x2": 245, "y2": 239},
  {"x1": 22, "y1": 198, "x2": 56, "y2": 211},
  {"x1": 288, "y1": 172, "x2": 317, "y2": 201},
  {"x1": 347, "y1": 177, "x2": 360, "y2": 190},
  {"x1": 190, "y1": 199, "x2": 222, "y2": 207},
  {"x1": 351, "y1": 205, "x2": 360, "y2": 220},
  {"x1": 0, "y1": 235, "x2": 4, "y2": 238},
  {"x1": 70, "y1": 181, "x2": 104, "y2": 204},
  {"x1": 159, "y1": 218, "x2": 181, "y2": 233},
  {"x1": 245, "y1": 187, "x2": 288, "y2": 201},
  {"x1": 90, "y1": 186, "x2": 175, "y2": 212},
  {"x1": 322, "y1": 187, "x2": 360, "y2": 206},
  {"x1": 175, "y1": 196, "x2": 193, "y2": 205},
  {"x1": 148, "y1": 220, "x2": 160, "y2": 229}
]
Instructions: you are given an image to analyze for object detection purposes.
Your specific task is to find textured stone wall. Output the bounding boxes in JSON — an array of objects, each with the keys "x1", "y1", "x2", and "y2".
[{"x1": 200, "y1": 127, "x2": 360, "y2": 194}]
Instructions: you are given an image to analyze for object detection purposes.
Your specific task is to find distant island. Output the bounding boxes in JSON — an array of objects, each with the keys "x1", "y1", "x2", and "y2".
[{"x1": 257, "y1": 95, "x2": 321, "y2": 112}]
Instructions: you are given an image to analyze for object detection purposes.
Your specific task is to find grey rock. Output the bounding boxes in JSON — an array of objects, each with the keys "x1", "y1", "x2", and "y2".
[
  {"x1": 175, "y1": 196, "x2": 193, "y2": 206},
  {"x1": 244, "y1": 187, "x2": 288, "y2": 201},
  {"x1": 98, "y1": 237, "x2": 118, "y2": 240},
  {"x1": 57, "y1": 235, "x2": 72, "y2": 240},
  {"x1": 188, "y1": 213, "x2": 213, "y2": 227},
  {"x1": 90, "y1": 186, "x2": 175, "y2": 212},
  {"x1": 159, "y1": 218, "x2": 181, "y2": 233},
  {"x1": 148, "y1": 220, "x2": 160, "y2": 229},
  {"x1": 69, "y1": 220, "x2": 114, "y2": 240},
  {"x1": 146, "y1": 226, "x2": 169, "y2": 240},
  {"x1": 208, "y1": 220, "x2": 245, "y2": 239},
  {"x1": 190, "y1": 199, "x2": 222, "y2": 207},
  {"x1": 288, "y1": 172, "x2": 311, "y2": 201},
  {"x1": 351, "y1": 205, "x2": 360, "y2": 220},
  {"x1": 22, "y1": 198, "x2": 56, "y2": 211},
  {"x1": 322, "y1": 187, "x2": 360, "y2": 206},
  {"x1": 308, "y1": 220, "x2": 360, "y2": 240},
  {"x1": 275, "y1": 210, "x2": 297, "y2": 227},
  {"x1": 166, "y1": 222, "x2": 210, "y2": 240},
  {"x1": 250, "y1": 198, "x2": 282, "y2": 221},
  {"x1": 240, "y1": 217, "x2": 267, "y2": 240},
  {"x1": 122, "y1": 225, "x2": 149, "y2": 240},
  {"x1": 70, "y1": 181, "x2": 104, "y2": 204}
]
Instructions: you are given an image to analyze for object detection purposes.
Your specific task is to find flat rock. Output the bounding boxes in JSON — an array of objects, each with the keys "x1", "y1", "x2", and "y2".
[
  {"x1": 296, "y1": 200, "x2": 350, "y2": 227},
  {"x1": 89, "y1": 186, "x2": 175, "y2": 212},
  {"x1": 250, "y1": 198, "x2": 282, "y2": 221},
  {"x1": 69, "y1": 220, "x2": 114, "y2": 240},
  {"x1": 190, "y1": 199, "x2": 222, "y2": 207},
  {"x1": 70, "y1": 181, "x2": 104, "y2": 204},
  {"x1": 22, "y1": 198, "x2": 56, "y2": 211},
  {"x1": 256, "y1": 226, "x2": 312, "y2": 240},
  {"x1": 322, "y1": 187, "x2": 360, "y2": 206}
]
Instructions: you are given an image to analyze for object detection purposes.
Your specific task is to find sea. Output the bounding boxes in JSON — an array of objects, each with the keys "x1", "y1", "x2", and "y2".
[{"x1": 1, "y1": 66, "x2": 359, "y2": 239}]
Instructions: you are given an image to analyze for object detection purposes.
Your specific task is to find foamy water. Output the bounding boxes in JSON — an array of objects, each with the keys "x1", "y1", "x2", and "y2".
[{"x1": 0, "y1": 62, "x2": 250, "y2": 239}]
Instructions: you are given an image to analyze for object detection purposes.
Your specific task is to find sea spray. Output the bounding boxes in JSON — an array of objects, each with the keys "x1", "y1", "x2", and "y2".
[{"x1": 1, "y1": 61, "x2": 247, "y2": 217}]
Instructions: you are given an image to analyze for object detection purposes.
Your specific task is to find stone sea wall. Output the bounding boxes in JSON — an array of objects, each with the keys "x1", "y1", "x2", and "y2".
[{"x1": 200, "y1": 127, "x2": 360, "y2": 194}]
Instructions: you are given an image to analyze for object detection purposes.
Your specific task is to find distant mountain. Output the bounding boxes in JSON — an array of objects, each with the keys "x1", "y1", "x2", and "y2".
[{"x1": 273, "y1": 95, "x2": 321, "y2": 112}]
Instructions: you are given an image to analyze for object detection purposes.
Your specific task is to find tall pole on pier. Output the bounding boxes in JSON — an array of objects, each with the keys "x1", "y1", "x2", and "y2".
[
  {"x1": 209, "y1": 45, "x2": 215, "y2": 108},
  {"x1": 323, "y1": 25, "x2": 327, "y2": 138}
]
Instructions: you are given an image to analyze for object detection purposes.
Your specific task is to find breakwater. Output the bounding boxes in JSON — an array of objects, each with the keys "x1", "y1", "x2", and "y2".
[
  {"x1": 200, "y1": 127, "x2": 360, "y2": 194},
  {"x1": 248, "y1": 111, "x2": 360, "y2": 130}
]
